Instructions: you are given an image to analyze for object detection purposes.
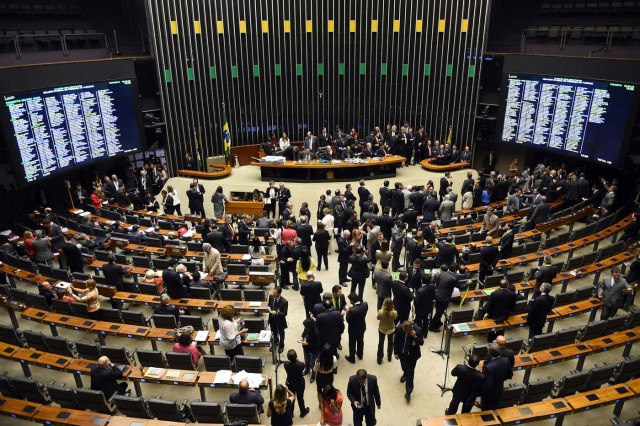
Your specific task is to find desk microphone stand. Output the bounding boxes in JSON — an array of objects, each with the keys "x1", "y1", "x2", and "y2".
[
  {"x1": 436, "y1": 318, "x2": 453, "y2": 396},
  {"x1": 430, "y1": 309, "x2": 450, "y2": 359},
  {"x1": 271, "y1": 308, "x2": 284, "y2": 388}
]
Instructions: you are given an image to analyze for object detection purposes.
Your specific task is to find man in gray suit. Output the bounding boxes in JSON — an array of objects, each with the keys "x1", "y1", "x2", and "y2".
[
  {"x1": 439, "y1": 194, "x2": 455, "y2": 221},
  {"x1": 31, "y1": 230, "x2": 53, "y2": 265},
  {"x1": 374, "y1": 260, "x2": 393, "y2": 310},
  {"x1": 598, "y1": 267, "x2": 634, "y2": 320}
]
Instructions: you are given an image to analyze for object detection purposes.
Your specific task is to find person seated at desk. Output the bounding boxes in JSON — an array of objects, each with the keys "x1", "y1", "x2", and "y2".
[
  {"x1": 38, "y1": 281, "x2": 55, "y2": 306},
  {"x1": 260, "y1": 139, "x2": 274, "y2": 156},
  {"x1": 298, "y1": 147, "x2": 315, "y2": 162},
  {"x1": 341, "y1": 146, "x2": 355, "y2": 160},
  {"x1": 317, "y1": 146, "x2": 333, "y2": 161},
  {"x1": 141, "y1": 269, "x2": 164, "y2": 292},
  {"x1": 153, "y1": 294, "x2": 182, "y2": 319},
  {"x1": 230, "y1": 379, "x2": 265, "y2": 413},
  {"x1": 362, "y1": 143, "x2": 374, "y2": 159},
  {"x1": 91, "y1": 356, "x2": 129, "y2": 398},
  {"x1": 173, "y1": 331, "x2": 206, "y2": 364},
  {"x1": 190, "y1": 270, "x2": 217, "y2": 294},
  {"x1": 375, "y1": 144, "x2": 389, "y2": 157}
]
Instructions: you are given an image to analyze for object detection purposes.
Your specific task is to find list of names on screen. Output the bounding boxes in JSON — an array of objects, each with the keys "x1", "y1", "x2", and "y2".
[
  {"x1": 4, "y1": 80, "x2": 142, "y2": 183},
  {"x1": 500, "y1": 74, "x2": 636, "y2": 166}
]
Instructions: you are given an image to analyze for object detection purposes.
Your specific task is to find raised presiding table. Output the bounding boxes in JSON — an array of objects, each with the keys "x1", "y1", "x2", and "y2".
[
  {"x1": 420, "y1": 158, "x2": 471, "y2": 172},
  {"x1": 251, "y1": 156, "x2": 406, "y2": 182}
]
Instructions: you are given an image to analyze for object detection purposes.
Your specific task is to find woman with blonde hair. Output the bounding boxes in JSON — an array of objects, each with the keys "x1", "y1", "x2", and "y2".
[
  {"x1": 376, "y1": 297, "x2": 397, "y2": 364},
  {"x1": 218, "y1": 305, "x2": 248, "y2": 359},
  {"x1": 166, "y1": 185, "x2": 182, "y2": 215},
  {"x1": 266, "y1": 384, "x2": 295, "y2": 425},
  {"x1": 70, "y1": 279, "x2": 101, "y2": 319}
]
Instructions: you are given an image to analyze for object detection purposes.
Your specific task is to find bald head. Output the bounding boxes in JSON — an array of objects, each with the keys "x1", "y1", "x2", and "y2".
[
  {"x1": 238, "y1": 379, "x2": 249, "y2": 393},
  {"x1": 98, "y1": 356, "x2": 111, "y2": 368},
  {"x1": 495, "y1": 335, "x2": 507, "y2": 348}
]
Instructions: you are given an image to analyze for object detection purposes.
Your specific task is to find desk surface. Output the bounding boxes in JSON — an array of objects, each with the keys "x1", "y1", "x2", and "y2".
[
  {"x1": 564, "y1": 383, "x2": 636, "y2": 412},
  {"x1": 495, "y1": 398, "x2": 573, "y2": 425},
  {"x1": 127, "y1": 366, "x2": 199, "y2": 386},
  {"x1": 251, "y1": 156, "x2": 405, "y2": 168},
  {"x1": 33, "y1": 404, "x2": 110, "y2": 426},
  {"x1": 0, "y1": 395, "x2": 41, "y2": 420}
]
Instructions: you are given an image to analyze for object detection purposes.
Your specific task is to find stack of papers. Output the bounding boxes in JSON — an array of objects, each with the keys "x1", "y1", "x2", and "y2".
[
  {"x1": 249, "y1": 302, "x2": 262, "y2": 307},
  {"x1": 246, "y1": 333, "x2": 259, "y2": 341},
  {"x1": 231, "y1": 370, "x2": 264, "y2": 388},
  {"x1": 164, "y1": 370, "x2": 180, "y2": 380},
  {"x1": 452, "y1": 323, "x2": 471, "y2": 333},
  {"x1": 213, "y1": 370, "x2": 232, "y2": 383},
  {"x1": 259, "y1": 330, "x2": 272, "y2": 343},
  {"x1": 194, "y1": 330, "x2": 209, "y2": 342},
  {"x1": 242, "y1": 254, "x2": 251, "y2": 260},
  {"x1": 144, "y1": 367, "x2": 165, "y2": 378}
]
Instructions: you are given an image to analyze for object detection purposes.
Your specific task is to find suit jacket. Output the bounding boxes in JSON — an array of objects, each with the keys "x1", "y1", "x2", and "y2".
[
  {"x1": 500, "y1": 230, "x2": 514, "y2": 259},
  {"x1": 163, "y1": 268, "x2": 187, "y2": 298},
  {"x1": 347, "y1": 374, "x2": 381, "y2": 414},
  {"x1": 480, "y1": 245, "x2": 500, "y2": 272},
  {"x1": 297, "y1": 224, "x2": 314, "y2": 248},
  {"x1": 337, "y1": 236, "x2": 352, "y2": 262},
  {"x1": 407, "y1": 266, "x2": 423, "y2": 290},
  {"x1": 153, "y1": 304, "x2": 181, "y2": 320},
  {"x1": 527, "y1": 293, "x2": 555, "y2": 329},
  {"x1": 485, "y1": 288, "x2": 517, "y2": 323},
  {"x1": 461, "y1": 150, "x2": 472, "y2": 163},
  {"x1": 346, "y1": 301, "x2": 368, "y2": 334},
  {"x1": 529, "y1": 202, "x2": 551, "y2": 226},
  {"x1": 300, "y1": 280, "x2": 323, "y2": 310},
  {"x1": 316, "y1": 309, "x2": 344, "y2": 345},
  {"x1": 392, "y1": 280, "x2": 414, "y2": 319},
  {"x1": 268, "y1": 295, "x2": 288, "y2": 330},
  {"x1": 374, "y1": 269, "x2": 393, "y2": 299},
  {"x1": 357, "y1": 187, "x2": 371, "y2": 207},
  {"x1": 393, "y1": 323, "x2": 424, "y2": 360},
  {"x1": 421, "y1": 197, "x2": 440, "y2": 222},
  {"x1": 186, "y1": 189, "x2": 204, "y2": 211},
  {"x1": 47, "y1": 223, "x2": 66, "y2": 251},
  {"x1": 415, "y1": 284, "x2": 435, "y2": 317},
  {"x1": 535, "y1": 265, "x2": 558, "y2": 288},
  {"x1": 483, "y1": 356, "x2": 512, "y2": 396},
  {"x1": 103, "y1": 262, "x2": 128, "y2": 291},
  {"x1": 391, "y1": 189, "x2": 405, "y2": 211},
  {"x1": 206, "y1": 230, "x2": 230, "y2": 253},
  {"x1": 348, "y1": 255, "x2": 370, "y2": 280},
  {"x1": 60, "y1": 242, "x2": 83, "y2": 272},
  {"x1": 304, "y1": 135, "x2": 318, "y2": 152},
  {"x1": 435, "y1": 242, "x2": 458, "y2": 267},
  {"x1": 32, "y1": 238, "x2": 53, "y2": 262},
  {"x1": 451, "y1": 363, "x2": 484, "y2": 402},
  {"x1": 229, "y1": 390, "x2": 265, "y2": 413},
  {"x1": 379, "y1": 186, "x2": 392, "y2": 209},
  {"x1": 90, "y1": 365, "x2": 125, "y2": 398},
  {"x1": 598, "y1": 277, "x2": 631, "y2": 308},
  {"x1": 377, "y1": 215, "x2": 394, "y2": 240},
  {"x1": 435, "y1": 271, "x2": 464, "y2": 302}
]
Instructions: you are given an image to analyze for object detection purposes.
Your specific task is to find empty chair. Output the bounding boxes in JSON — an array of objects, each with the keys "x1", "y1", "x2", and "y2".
[
  {"x1": 10, "y1": 376, "x2": 51, "y2": 404},
  {"x1": 234, "y1": 356, "x2": 264, "y2": 373},
  {"x1": 9, "y1": 287, "x2": 28, "y2": 303},
  {"x1": 125, "y1": 215, "x2": 139, "y2": 225},
  {"x1": 230, "y1": 245, "x2": 249, "y2": 254},
  {"x1": 573, "y1": 286, "x2": 594, "y2": 302},
  {"x1": 449, "y1": 308, "x2": 475, "y2": 325},
  {"x1": 220, "y1": 288, "x2": 243, "y2": 300},
  {"x1": 132, "y1": 256, "x2": 153, "y2": 268},
  {"x1": 513, "y1": 299, "x2": 528, "y2": 315},
  {"x1": 158, "y1": 220, "x2": 173, "y2": 230},
  {"x1": 605, "y1": 315, "x2": 628, "y2": 334},
  {"x1": 76, "y1": 340, "x2": 102, "y2": 360},
  {"x1": 521, "y1": 377, "x2": 554, "y2": 404},
  {"x1": 0, "y1": 324, "x2": 25, "y2": 346},
  {"x1": 225, "y1": 402, "x2": 260, "y2": 424},
  {"x1": 626, "y1": 310, "x2": 640, "y2": 328},
  {"x1": 22, "y1": 330, "x2": 48, "y2": 352},
  {"x1": 47, "y1": 383, "x2": 82, "y2": 409},
  {"x1": 484, "y1": 275, "x2": 503, "y2": 287},
  {"x1": 187, "y1": 241, "x2": 203, "y2": 251},
  {"x1": 51, "y1": 299, "x2": 72, "y2": 315},
  {"x1": 581, "y1": 250, "x2": 598, "y2": 265},
  {"x1": 554, "y1": 326, "x2": 580, "y2": 347},
  {"x1": 227, "y1": 263, "x2": 248, "y2": 274},
  {"x1": 244, "y1": 318, "x2": 265, "y2": 333},
  {"x1": 189, "y1": 286, "x2": 213, "y2": 299},
  {"x1": 495, "y1": 384, "x2": 526, "y2": 409},
  {"x1": 203, "y1": 355, "x2": 232, "y2": 372},
  {"x1": 152, "y1": 314, "x2": 179, "y2": 329},
  {"x1": 584, "y1": 363, "x2": 616, "y2": 390},
  {"x1": 505, "y1": 271, "x2": 525, "y2": 283},
  {"x1": 463, "y1": 344, "x2": 489, "y2": 360},
  {"x1": 504, "y1": 338, "x2": 524, "y2": 354},
  {"x1": 180, "y1": 315, "x2": 209, "y2": 330},
  {"x1": 191, "y1": 401, "x2": 225, "y2": 423},
  {"x1": 609, "y1": 356, "x2": 640, "y2": 384},
  {"x1": 139, "y1": 217, "x2": 153, "y2": 227},
  {"x1": 525, "y1": 332, "x2": 556, "y2": 353},
  {"x1": 523, "y1": 241, "x2": 540, "y2": 254},
  {"x1": 43, "y1": 335, "x2": 77, "y2": 358},
  {"x1": 578, "y1": 320, "x2": 607, "y2": 341},
  {"x1": 138, "y1": 282, "x2": 160, "y2": 295},
  {"x1": 244, "y1": 289, "x2": 266, "y2": 301},
  {"x1": 75, "y1": 388, "x2": 117, "y2": 414},
  {"x1": 148, "y1": 398, "x2": 193, "y2": 422},
  {"x1": 152, "y1": 257, "x2": 171, "y2": 269},
  {"x1": 137, "y1": 350, "x2": 166, "y2": 368},
  {"x1": 101, "y1": 346, "x2": 137, "y2": 366},
  {"x1": 121, "y1": 311, "x2": 149, "y2": 326},
  {"x1": 114, "y1": 395, "x2": 153, "y2": 419},
  {"x1": 147, "y1": 237, "x2": 164, "y2": 248},
  {"x1": 166, "y1": 351, "x2": 197, "y2": 370},
  {"x1": 551, "y1": 371, "x2": 590, "y2": 397},
  {"x1": 72, "y1": 272, "x2": 91, "y2": 281},
  {"x1": 553, "y1": 291, "x2": 575, "y2": 307},
  {"x1": 99, "y1": 307, "x2": 123, "y2": 324},
  {"x1": 52, "y1": 268, "x2": 72, "y2": 281},
  {"x1": 26, "y1": 293, "x2": 50, "y2": 310},
  {"x1": 70, "y1": 302, "x2": 91, "y2": 319},
  {"x1": 0, "y1": 375, "x2": 17, "y2": 398}
]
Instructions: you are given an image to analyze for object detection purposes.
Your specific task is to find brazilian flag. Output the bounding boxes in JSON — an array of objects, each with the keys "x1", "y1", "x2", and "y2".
[{"x1": 222, "y1": 105, "x2": 231, "y2": 160}]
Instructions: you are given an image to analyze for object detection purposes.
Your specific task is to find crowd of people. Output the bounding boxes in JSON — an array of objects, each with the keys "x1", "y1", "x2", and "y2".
[{"x1": 4, "y1": 148, "x2": 640, "y2": 425}]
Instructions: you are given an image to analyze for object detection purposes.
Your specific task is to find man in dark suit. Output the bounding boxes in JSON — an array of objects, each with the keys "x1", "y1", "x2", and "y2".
[
  {"x1": 347, "y1": 369, "x2": 382, "y2": 426},
  {"x1": 500, "y1": 222, "x2": 515, "y2": 259},
  {"x1": 59, "y1": 236, "x2": 84, "y2": 274},
  {"x1": 598, "y1": 267, "x2": 633, "y2": 320},
  {"x1": 205, "y1": 225, "x2": 230, "y2": 253},
  {"x1": 357, "y1": 180, "x2": 371, "y2": 214},
  {"x1": 414, "y1": 277, "x2": 435, "y2": 337},
  {"x1": 379, "y1": 180, "x2": 392, "y2": 210},
  {"x1": 153, "y1": 294, "x2": 181, "y2": 320},
  {"x1": 102, "y1": 253, "x2": 129, "y2": 292},
  {"x1": 268, "y1": 286, "x2": 288, "y2": 353},
  {"x1": 435, "y1": 236, "x2": 458, "y2": 267},
  {"x1": 450, "y1": 145, "x2": 461, "y2": 163},
  {"x1": 527, "y1": 282, "x2": 555, "y2": 338},
  {"x1": 91, "y1": 356, "x2": 128, "y2": 398},
  {"x1": 527, "y1": 195, "x2": 551, "y2": 229},
  {"x1": 345, "y1": 293, "x2": 368, "y2": 363},
  {"x1": 163, "y1": 259, "x2": 188, "y2": 298},
  {"x1": 533, "y1": 256, "x2": 558, "y2": 298},
  {"x1": 237, "y1": 214, "x2": 251, "y2": 245},
  {"x1": 316, "y1": 298, "x2": 345, "y2": 357},
  {"x1": 43, "y1": 219, "x2": 65, "y2": 252},
  {"x1": 482, "y1": 343, "x2": 513, "y2": 410},
  {"x1": 73, "y1": 183, "x2": 88, "y2": 207},
  {"x1": 390, "y1": 183, "x2": 405, "y2": 217},
  {"x1": 421, "y1": 191, "x2": 440, "y2": 223},
  {"x1": 484, "y1": 279, "x2": 517, "y2": 342},
  {"x1": 374, "y1": 261, "x2": 393, "y2": 310},
  {"x1": 300, "y1": 272, "x2": 323, "y2": 318},
  {"x1": 392, "y1": 272, "x2": 414, "y2": 324},
  {"x1": 460, "y1": 171, "x2": 474, "y2": 194},
  {"x1": 394, "y1": 320, "x2": 424, "y2": 401},
  {"x1": 446, "y1": 354, "x2": 484, "y2": 414},
  {"x1": 348, "y1": 246, "x2": 370, "y2": 299},
  {"x1": 229, "y1": 379, "x2": 265, "y2": 413},
  {"x1": 186, "y1": 182, "x2": 204, "y2": 217},
  {"x1": 460, "y1": 146, "x2": 472, "y2": 163},
  {"x1": 304, "y1": 131, "x2": 318, "y2": 153},
  {"x1": 337, "y1": 230, "x2": 352, "y2": 286},
  {"x1": 296, "y1": 216, "x2": 314, "y2": 250},
  {"x1": 479, "y1": 236, "x2": 500, "y2": 284},
  {"x1": 376, "y1": 207, "x2": 394, "y2": 240},
  {"x1": 277, "y1": 183, "x2": 292, "y2": 218},
  {"x1": 487, "y1": 335, "x2": 515, "y2": 368},
  {"x1": 439, "y1": 172, "x2": 452, "y2": 201},
  {"x1": 431, "y1": 265, "x2": 468, "y2": 332},
  {"x1": 184, "y1": 152, "x2": 196, "y2": 170}
]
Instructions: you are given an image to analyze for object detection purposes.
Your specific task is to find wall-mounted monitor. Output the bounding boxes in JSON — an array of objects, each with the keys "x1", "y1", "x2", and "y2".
[{"x1": 2, "y1": 78, "x2": 144, "y2": 184}]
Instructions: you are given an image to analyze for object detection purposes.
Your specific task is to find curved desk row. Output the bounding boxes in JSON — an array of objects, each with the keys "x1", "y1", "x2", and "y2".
[
  {"x1": 420, "y1": 158, "x2": 471, "y2": 171},
  {"x1": 250, "y1": 155, "x2": 406, "y2": 182},
  {"x1": 176, "y1": 164, "x2": 233, "y2": 179}
]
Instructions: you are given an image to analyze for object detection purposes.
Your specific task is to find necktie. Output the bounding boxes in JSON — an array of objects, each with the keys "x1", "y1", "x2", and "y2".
[
  {"x1": 334, "y1": 297, "x2": 338, "y2": 309},
  {"x1": 361, "y1": 384, "x2": 367, "y2": 405}
]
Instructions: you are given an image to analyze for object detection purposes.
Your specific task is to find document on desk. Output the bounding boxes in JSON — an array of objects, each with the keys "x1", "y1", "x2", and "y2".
[
  {"x1": 214, "y1": 369, "x2": 232, "y2": 384},
  {"x1": 246, "y1": 373, "x2": 264, "y2": 388},
  {"x1": 452, "y1": 323, "x2": 470, "y2": 333},
  {"x1": 249, "y1": 301, "x2": 262, "y2": 307},
  {"x1": 164, "y1": 370, "x2": 180, "y2": 380},
  {"x1": 194, "y1": 330, "x2": 209, "y2": 342},
  {"x1": 242, "y1": 254, "x2": 251, "y2": 261},
  {"x1": 231, "y1": 370, "x2": 249, "y2": 384},
  {"x1": 259, "y1": 330, "x2": 272, "y2": 343}
]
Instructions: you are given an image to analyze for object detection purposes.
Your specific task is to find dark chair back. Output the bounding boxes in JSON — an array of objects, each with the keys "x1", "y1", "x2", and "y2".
[
  {"x1": 191, "y1": 401, "x2": 224, "y2": 423},
  {"x1": 114, "y1": 395, "x2": 153, "y2": 419},
  {"x1": 166, "y1": 351, "x2": 197, "y2": 370},
  {"x1": 10, "y1": 376, "x2": 51, "y2": 404},
  {"x1": 203, "y1": 355, "x2": 232, "y2": 372},
  {"x1": 148, "y1": 398, "x2": 191, "y2": 422},
  {"x1": 234, "y1": 355, "x2": 264, "y2": 373},
  {"x1": 75, "y1": 388, "x2": 116, "y2": 413},
  {"x1": 225, "y1": 402, "x2": 260, "y2": 424},
  {"x1": 137, "y1": 349, "x2": 166, "y2": 368},
  {"x1": 48, "y1": 383, "x2": 83, "y2": 409},
  {"x1": 75, "y1": 340, "x2": 102, "y2": 360},
  {"x1": 101, "y1": 346, "x2": 136, "y2": 365},
  {"x1": 521, "y1": 377, "x2": 554, "y2": 404}
]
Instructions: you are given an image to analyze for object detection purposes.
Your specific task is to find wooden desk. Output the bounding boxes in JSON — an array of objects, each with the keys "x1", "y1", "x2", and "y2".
[
  {"x1": 565, "y1": 383, "x2": 635, "y2": 413},
  {"x1": 587, "y1": 328, "x2": 640, "y2": 356},
  {"x1": 215, "y1": 300, "x2": 269, "y2": 314},
  {"x1": 496, "y1": 398, "x2": 573, "y2": 425},
  {"x1": 451, "y1": 318, "x2": 510, "y2": 338},
  {"x1": 455, "y1": 201, "x2": 506, "y2": 216},
  {"x1": 456, "y1": 411, "x2": 501, "y2": 426},
  {"x1": 532, "y1": 343, "x2": 593, "y2": 370},
  {"x1": 0, "y1": 395, "x2": 41, "y2": 420},
  {"x1": 197, "y1": 371, "x2": 270, "y2": 401},
  {"x1": 420, "y1": 158, "x2": 470, "y2": 171},
  {"x1": 251, "y1": 156, "x2": 406, "y2": 182},
  {"x1": 13, "y1": 347, "x2": 70, "y2": 373},
  {"x1": 112, "y1": 292, "x2": 219, "y2": 311},
  {"x1": 106, "y1": 417, "x2": 186, "y2": 426},
  {"x1": 177, "y1": 165, "x2": 233, "y2": 179},
  {"x1": 419, "y1": 414, "x2": 460, "y2": 425},
  {"x1": 33, "y1": 404, "x2": 110, "y2": 425},
  {"x1": 626, "y1": 376, "x2": 640, "y2": 394},
  {"x1": 92, "y1": 321, "x2": 150, "y2": 344},
  {"x1": 127, "y1": 367, "x2": 199, "y2": 396},
  {"x1": 227, "y1": 200, "x2": 265, "y2": 217}
]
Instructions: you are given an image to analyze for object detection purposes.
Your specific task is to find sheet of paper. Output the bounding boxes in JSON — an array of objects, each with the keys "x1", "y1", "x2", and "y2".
[
  {"x1": 213, "y1": 370, "x2": 232, "y2": 384},
  {"x1": 194, "y1": 330, "x2": 209, "y2": 342},
  {"x1": 231, "y1": 370, "x2": 249, "y2": 384},
  {"x1": 246, "y1": 373, "x2": 264, "y2": 388}
]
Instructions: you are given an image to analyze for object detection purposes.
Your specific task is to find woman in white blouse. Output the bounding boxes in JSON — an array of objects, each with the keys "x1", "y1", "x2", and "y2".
[
  {"x1": 167, "y1": 185, "x2": 182, "y2": 215},
  {"x1": 279, "y1": 132, "x2": 291, "y2": 150},
  {"x1": 320, "y1": 207, "x2": 335, "y2": 253},
  {"x1": 217, "y1": 305, "x2": 248, "y2": 359}
]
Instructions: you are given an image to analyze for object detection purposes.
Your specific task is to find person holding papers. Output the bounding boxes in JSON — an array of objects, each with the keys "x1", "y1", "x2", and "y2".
[{"x1": 218, "y1": 305, "x2": 249, "y2": 360}]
